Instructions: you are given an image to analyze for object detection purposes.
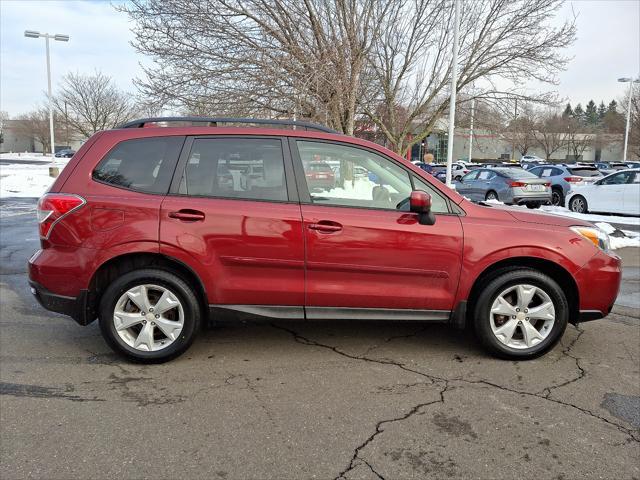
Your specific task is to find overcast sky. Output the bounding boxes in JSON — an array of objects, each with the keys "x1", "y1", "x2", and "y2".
[{"x1": 1, "y1": 0, "x2": 639, "y2": 117}]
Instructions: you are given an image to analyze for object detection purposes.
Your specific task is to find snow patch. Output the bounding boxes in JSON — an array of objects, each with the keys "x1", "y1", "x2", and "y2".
[{"x1": 0, "y1": 160, "x2": 69, "y2": 198}]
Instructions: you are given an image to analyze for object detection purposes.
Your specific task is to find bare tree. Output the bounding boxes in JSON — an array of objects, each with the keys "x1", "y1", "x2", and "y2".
[
  {"x1": 0, "y1": 111, "x2": 8, "y2": 145},
  {"x1": 532, "y1": 113, "x2": 568, "y2": 160},
  {"x1": 362, "y1": 0, "x2": 575, "y2": 154},
  {"x1": 564, "y1": 117, "x2": 593, "y2": 160},
  {"x1": 53, "y1": 72, "x2": 137, "y2": 138},
  {"x1": 13, "y1": 108, "x2": 65, "y2": 153},
  {"x1": 121, "y1": 0, "x2": 396, "y2": 135}
]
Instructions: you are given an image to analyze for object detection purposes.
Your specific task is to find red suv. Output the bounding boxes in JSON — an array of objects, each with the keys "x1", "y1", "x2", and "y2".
[{"x1": 28, "y1": 117, "x2": 621, "y2": 362}]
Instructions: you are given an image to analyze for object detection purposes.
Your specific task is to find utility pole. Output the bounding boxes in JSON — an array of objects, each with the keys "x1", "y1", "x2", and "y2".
[
  {"x1": 445, "y1": 0, "x2": 461, "y2": 187},
  {"x1": 618, "y1": 77, "x2": 640, "y2": 161},
  {"x1": 24, "y1": 30, "x2": 69, "y2": 156},
  {"x1": 468, "y1": 97, "x2": 475, "y2": 163}
]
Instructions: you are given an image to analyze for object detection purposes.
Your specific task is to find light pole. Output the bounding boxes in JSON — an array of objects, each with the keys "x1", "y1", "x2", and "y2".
[
  {"x1": 618, "y1": 77, "x2": 640, "y2": 162},
  {"x1": 24, "y1": 30, "x2": 69, "y2": 156},
  {"x1": 445, "y1": 0, "x2": 461, "y2": 187}
]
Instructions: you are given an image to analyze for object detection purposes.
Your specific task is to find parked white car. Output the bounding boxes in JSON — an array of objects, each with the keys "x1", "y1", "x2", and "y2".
[{"x1": 566, "y1": 168, "x2": 640, "y2": 216}]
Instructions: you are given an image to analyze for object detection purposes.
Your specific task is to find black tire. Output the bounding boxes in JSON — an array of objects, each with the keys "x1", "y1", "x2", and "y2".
[
  {"x1": 473, "y1": 268, "x2": 568, "y2": 360},
  {"x1": 455, "y1": 175, "x2": 462, "y2": 181},
  {"x1": 485, "y1": 191, "x2": 498, "y2": 201},
  {"x1": 569, "y1": 195, "x2": 588, "y2": 213},
  {"x1": 525, "y1": 202, "x2": 541, "y2": 209},
  {"x1": 98, "y1": 268, "x2": 201, "y2": 363},
  {"x1": 551, "y1": 187, "x2": 564, "y2": 207}
]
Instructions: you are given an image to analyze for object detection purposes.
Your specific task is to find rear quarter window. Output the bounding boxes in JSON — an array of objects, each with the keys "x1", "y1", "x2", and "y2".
[{"x1": 92, "y1": 137, "x2": 184, "y2": 194}]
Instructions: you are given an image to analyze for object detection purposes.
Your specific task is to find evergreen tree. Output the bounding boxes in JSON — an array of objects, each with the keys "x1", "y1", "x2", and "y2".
[
  {"x1": 562, "y1": 103, "x2": 573, "y2": 117},
  {"x1": 597, "y1": 101, "x2": 606, "y2": 120},
  {"x1": 573, "y1": 103, "x2": 585, "y2": 123},
  {"x1": 585, "y1": 100, "x2": 598, "y2": 124},
  {"x1": 608, "y1": 100, "x2": 618, "y2": 113}
]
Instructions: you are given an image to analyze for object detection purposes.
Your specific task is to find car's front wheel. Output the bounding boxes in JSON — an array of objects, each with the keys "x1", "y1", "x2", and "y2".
[
  {"x1": 473, "y1": 268, "x2": 568, "y2": 359},
  {"x1": 99, "y1": 269, "x2": 201, "y2": 363},
  {"x1": 569, "y1": 195, "x2": 588, "y2": 213}
]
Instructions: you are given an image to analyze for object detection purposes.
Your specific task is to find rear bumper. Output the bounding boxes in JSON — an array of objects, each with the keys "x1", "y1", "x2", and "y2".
[
  {"x1": 512, "y1": 195, "x2": 551, "y2": 204},
  {"x1": 28, "y1": 280, "x2": 93, "y2": 325}
]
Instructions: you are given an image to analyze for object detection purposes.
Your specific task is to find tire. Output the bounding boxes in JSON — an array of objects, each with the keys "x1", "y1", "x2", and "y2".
[
  {"x1": 551, "y1": 187, "x2": 564, "y2": 207},
  {"x1": 473, "y1": 268, "x2": 568, "y2": 360},
  {"x1": 99, "y1": 268, "x2": 201, "y2": 363},
  {"x1": 525, "y1": 202, "x2": 541, "y2": 209},
  {"x1": 455, "y1": 175, "x2": 462, "y2": 181},
  {"x1": 569, "y1": 195, "x2": 588, "y2": 214},
  {"x1": 485, "y1": 191, "x2": 498, "y2": 201}
]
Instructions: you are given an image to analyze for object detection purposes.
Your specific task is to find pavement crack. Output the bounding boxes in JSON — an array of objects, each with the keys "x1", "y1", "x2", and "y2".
[
  {"x1": 334, "y1": 380, "x2": 450, "y2": 480},
  {"x1": 272, "y1": 323, "x2": 640, "y2": 446},
  {"x1": 539, "y1": 325, "x2": 586, "y2": 397}
]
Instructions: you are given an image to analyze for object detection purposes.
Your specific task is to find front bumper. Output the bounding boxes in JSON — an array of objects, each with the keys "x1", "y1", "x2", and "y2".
[
  {"x1": 29, "y1": 280, "x2": 93, "y2": 326},
  {"x1": 573, "y1": 249, "x2": 622, "y2": 323}
]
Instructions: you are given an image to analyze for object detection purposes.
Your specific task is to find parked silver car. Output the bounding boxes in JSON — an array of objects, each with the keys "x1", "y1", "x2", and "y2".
[
  {"x1": 528, "y1": 164, "x2": 602, "y2": 206},
  {"x1": 456, "y1": 167, "x2": 552, "y2": 208}
]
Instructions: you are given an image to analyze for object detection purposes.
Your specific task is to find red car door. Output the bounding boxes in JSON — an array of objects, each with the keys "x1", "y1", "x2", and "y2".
[
  {"x1": 160, "y1": 136, "x2": 305, "y2": 315},
  {"x1": 292, "y1": 139, "x2": 464, "y2": 319}
]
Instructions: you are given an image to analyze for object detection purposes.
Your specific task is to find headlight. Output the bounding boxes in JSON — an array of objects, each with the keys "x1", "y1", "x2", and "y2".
[{"x1": 570, "y1": 226, "x2": 611, "y2": 252}]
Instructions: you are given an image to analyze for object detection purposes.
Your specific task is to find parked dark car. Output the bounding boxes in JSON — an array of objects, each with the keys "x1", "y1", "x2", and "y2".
[
  {"x1": 29, "y1": 116, "x2": 620, "y2": 362},
  {"x1": 456, "y1": 167, "x2": 551, "y2": 208},
  {"x1": 54, "y1": 149, "x2": 75, "y2": 158}
]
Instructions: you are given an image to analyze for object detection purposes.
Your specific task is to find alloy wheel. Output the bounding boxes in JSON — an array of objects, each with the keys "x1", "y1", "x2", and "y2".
[
  {"x1": 570, "y1": 197, "x2": 586, "y2": 213},
  {"x1": 113, "y1": 284, "x2": 184, "y2": 352},
  {"x1": 489, "y1": 284, "x2": 555, "y2": 349}
]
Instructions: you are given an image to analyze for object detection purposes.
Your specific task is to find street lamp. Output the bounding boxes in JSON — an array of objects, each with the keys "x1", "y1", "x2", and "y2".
[
  {"x1": 618, "y1": 77, "x2": 640, "y2": 162},
  {"x1": 24, "y1": 30, "x2": 69, "y2": 156}
]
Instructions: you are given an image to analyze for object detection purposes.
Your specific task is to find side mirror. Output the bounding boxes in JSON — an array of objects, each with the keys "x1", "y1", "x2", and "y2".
[{"x1": 409, "y1": 190, "x2": 436, "y2": 225}]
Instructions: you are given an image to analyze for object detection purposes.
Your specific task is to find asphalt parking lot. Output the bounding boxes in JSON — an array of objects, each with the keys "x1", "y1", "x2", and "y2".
[{"x1": 1, "y1": 198, "x2": 638, "y2": 479}]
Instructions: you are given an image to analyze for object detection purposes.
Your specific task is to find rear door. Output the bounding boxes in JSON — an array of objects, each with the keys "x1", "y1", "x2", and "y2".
[
  {"x1": 159, "y1": 136, "x2": 305, "y2": 314},
  {"x1": 291, "y1": 139, "x2": 463, "y2": 317}
]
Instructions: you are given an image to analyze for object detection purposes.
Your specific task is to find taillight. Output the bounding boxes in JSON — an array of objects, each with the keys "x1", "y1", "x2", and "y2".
[
  {"x1": 510, "y1": 181, "x2": 527, "y2": 187},
  {"x1": 564, "y1": 176, "x2": 582, "y2": 183},
  {"x1": 36, "y1": 193, "x2": 86, "y2": 239},
  {"x1": 544, "y1": 182, "x2": 551, "y2": 187}
]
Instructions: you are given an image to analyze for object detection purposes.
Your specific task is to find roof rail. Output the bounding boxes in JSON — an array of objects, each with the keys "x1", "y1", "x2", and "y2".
[{"x1": 117, "y1": 116, "x2": 340, "y2": 134}]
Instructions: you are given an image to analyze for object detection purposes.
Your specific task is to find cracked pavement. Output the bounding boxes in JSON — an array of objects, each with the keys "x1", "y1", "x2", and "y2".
[{"x1": 1, "y1": 198, "x2": 639, "y2": 479}]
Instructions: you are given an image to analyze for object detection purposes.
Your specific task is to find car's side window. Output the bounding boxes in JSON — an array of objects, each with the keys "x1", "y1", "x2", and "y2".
[
  {"x1": 93, "y1": 137, "x2": 184, "y2": 194},
  {"x1": 461, "y1": 170, "x2": 479, "y2": 182},
  {"x1": 178, "y1": 138, "x2": 288, "y2": 201},
  {"x1": 602, "y1": 172, "x2": 633, "y2": 185},
  {"x1": 296, "y1": 140, "x2": 412, "y2": 210},
  {"x1": 539, "y1": 168, "x2": 554, "y2": 178},
  {"x1": 412, "y1": 176, "x2": 450, "y2": 214},
  {"x1": 477, "y1": 170, "x2": 494, "y2": 181}
]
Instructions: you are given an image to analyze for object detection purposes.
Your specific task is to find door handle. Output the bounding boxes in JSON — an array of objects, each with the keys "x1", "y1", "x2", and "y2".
[
  {"x1": 308, "y1": 221, "x2": 342, "y2": 233},
  {"x1": 168, "y1": 209, "x2": 205, "y2": 221}
]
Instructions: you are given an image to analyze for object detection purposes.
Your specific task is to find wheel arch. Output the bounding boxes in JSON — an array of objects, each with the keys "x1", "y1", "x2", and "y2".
[
  {"x1": 87, "y1": 252, "x2": 208, "y2": 324},
  {"x1": 464, "y1": 256, "x2": 579, "y2": 327}
]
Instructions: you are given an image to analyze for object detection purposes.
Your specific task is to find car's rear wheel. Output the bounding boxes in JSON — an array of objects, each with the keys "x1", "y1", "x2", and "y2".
[
  {"x1": 551, "y1": 187, "x2": 564, "y2": 206},
  {"x1": 99, "y1": 269, "x2": 201, "y2": 363},
  {"x1": 485, "y1": 191, "x2": 498, "y2": 201},
  {"x1": 473, "y1": 269, "x2": 568, "y2": 359},
  {"x1": 569, "y1": 195, "x2": 588, "y2": 213}
]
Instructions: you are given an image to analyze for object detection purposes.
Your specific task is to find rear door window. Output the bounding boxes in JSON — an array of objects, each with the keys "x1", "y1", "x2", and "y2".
[
  {"x1": 178, "y1": 138, "x2": 288, "y2": 201},
  {"x1": 93, "y1": 136, "x2": 184, "y2": 194}
]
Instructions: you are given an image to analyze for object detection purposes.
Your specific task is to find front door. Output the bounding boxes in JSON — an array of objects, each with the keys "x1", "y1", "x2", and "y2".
[
  {"x1": 292, "y1": 139, "x2": 463, "y2": 319},
  {"x1": 160, "y1": 136, "x2": 305, "y2": 313}
]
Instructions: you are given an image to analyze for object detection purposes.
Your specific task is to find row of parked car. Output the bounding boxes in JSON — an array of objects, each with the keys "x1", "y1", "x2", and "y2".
[{"x1": 414, "y1": 159, "x2": 640, "y2": 215}]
